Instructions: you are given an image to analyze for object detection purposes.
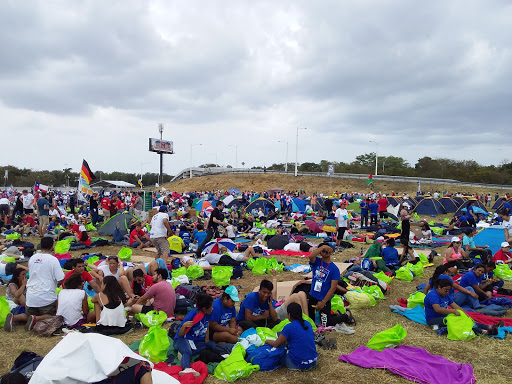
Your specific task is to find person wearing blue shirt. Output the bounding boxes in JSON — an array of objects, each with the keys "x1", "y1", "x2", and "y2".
[
  {"x1": 466, "y1": 202, "x2": 477, "y2": 227},
  {"x1": 193, "y1": 224, "x2": 207, "y2": 249},
  {"x1": 368, "y1": 200, "x2": 379, "y2": 226},
  {"x1": 458, "y1": 264, "x2": 491, "y2": 301},
  {"x1": 424, "y1": 278, "x2": 464, "y2": 327},
  {"x1": 179, "y1": 225, "x2": 191, "y2": 248},
  {"x1": 237, "y1": 280, "x2": 278, "y2": 329},
  {"x1": 210, "y1": 286, "x2": 240, "y2": 343},
  {"x1": 359, "y1": 199, "x2": 369, "y2": 228},
  {"x1": 381, "y1": 238, "x2": 400, "y2": 269},
  {"x1": 174, "y1": 293, "x2": 215, "y2": 377},
  {"x1": 462, "y1": 229, "x2": 491, "y2": 263},
  {"x1": 266, "y1": 303, "x2": 318, "y2": 371}
]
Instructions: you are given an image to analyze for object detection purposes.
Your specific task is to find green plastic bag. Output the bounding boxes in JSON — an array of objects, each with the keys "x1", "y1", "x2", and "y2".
[
  {"x1": 55, "y1": 238, "x2": 73, "y2": 254},
  {"x1": 272, "y1": 313, "x2": 317, "y2": 333},
  {"x1": 186, "y1": 265, "x2": 205, "y2": 279},
  {"x1": 170, "y1": 277, "x2": 181, "y2": 289},
  {"x1": 88, "y1": 297, "x2": 94, "y2": 312},
  {"x1": 373, "y1": 271, "x2": 392, "y2": 284},
  {"x1": 118, "y1": 247, "x2": 132, "y2": 261},
  {"x1": 212, "y1": 266, "x2": 233, "y2": 287},
  {"x1": 345, "y1": 290, "x2": 372, "y2": 308},
  {"x1": 0, "y1": 256, "x2": 15, "y2": 263},
  {"x1": 414, "y1": 212, "x2": 420, "y2": 221},
  {"x1": 214, "y1": 344, "x2": 259, "y2": 382},
  {"x1": 418, "y1": 253, "x2": 429, "y2": 265},
  {"x1": 171, "y1": 267, "x2": 187, "y2": 278},
  {"x1": 409, "y1": 262, "x2": 424, "y2": 277},
  {"x1": 407, "y1": 291, "x2": 426, "y2": 308},
  {"x1": 135, "y1": 310, "x2": 168, "y2": 327},
  {"x1": 0, "y1": 296, "x2": 10, "y2": 327},
  {"x1": 494, "y1": 264, "x2": 512, "y2": 281},
  {"x1": 5, "y1": 232, "x2": 21, "y2": 241},
  {"x1": 443, "y1": 217, "x2": 451, "y2": 224},
  {"x1": 331, "y1": 294, "x2": 346, "y2": 314},
  {"x1": 366, "y1": 324, "x2": 407, "y2": 351},
  {"x1": 395, "y1": 266, "x2": 414, "y2": 282},
  {"x1": 139, "y1": 326, "x2": 170, "y2": 362},
  {"x1": 246, "y1": 258, "x2": 255, "y2": 270},
  {"x1": 444, "y1": 310, "x2": 476, "y2": 341},
  {"x1": 256, "y1": 327, "x2": 277, "y2": 342},
  {"x1": 252, "y1": 258, "x2": 268, "y2": 275},
  {"x1": 362, "y1": 285, "x2": 385, "y2": 300},
  {"x1": 86, "y1": 256, "x2": 99, "y2": 266},
  {"x1": 432, "y1": 227, "x2": 444, "y2": 236},
  {"x1": 85, "y1": 223, "x2": 97, "y2": 231}
]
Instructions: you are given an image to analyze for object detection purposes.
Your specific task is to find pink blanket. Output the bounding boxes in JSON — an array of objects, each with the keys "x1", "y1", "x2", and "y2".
[{"x1": 268, "y1": 250, "x2": 311, "y2": 257}]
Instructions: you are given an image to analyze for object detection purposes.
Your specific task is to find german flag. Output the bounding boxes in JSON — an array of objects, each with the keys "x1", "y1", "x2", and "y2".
[{"x1": 80, "y1": 160, "x2": 96, "y2": 184}]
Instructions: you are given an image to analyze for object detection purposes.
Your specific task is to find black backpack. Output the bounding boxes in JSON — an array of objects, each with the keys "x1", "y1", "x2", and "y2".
[
  {"x1": 167, "y1": 321, "x2": 181, "y2": 339},
  {"x1": 10, "y1": 351, "x2": 43, "y2": 377}
]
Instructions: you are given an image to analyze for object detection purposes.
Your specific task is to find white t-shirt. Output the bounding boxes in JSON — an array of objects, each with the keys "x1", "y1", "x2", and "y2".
[
  {"x1": 225, "y1": 225, "x2": 236, "y2": 238},
  {"x1": 202, "y1": 253, "x2": 222, "y2": 264},
  {"x1": 503, "y1": 218, "x2": 512, "y2": 236},
  {"x1": 0, "y1": 197, "x2": 9, "y2": 205},
  {"x1": 98, "y1": 265, "x2": 120, "y2": 280},
  {"x1": 56, "y1": 289, "x2": 86, "y2": 326},
  {"x1": 49, "y1": 208, "x2": 59, "y2": 217},
  {"x1": 284, "y1": 243, "x2": 301, "y2": 252},
  {"x1": 0, "y1": 263, "x2": 7, "y2": 275},
  {"x1": 150, "y1": 212, "x2": 169, "y2": 239},
  {"x1": 22, "y1": 193, "x2": 34, "y2": 209},
  {"x1": 422, "y1": 230, "x2": 432, "y2": 240},
  {"x1": 335, "y1": 208, "x2": 348, "y2": 228},
  {"x1": 26, "y1": 253, "x2": 65, "y2": 307}
]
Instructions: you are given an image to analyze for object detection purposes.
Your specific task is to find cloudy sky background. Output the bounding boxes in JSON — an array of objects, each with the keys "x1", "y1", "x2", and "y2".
[{"x1": 2, "y1": 0, "x2": 511, "y2": 177}]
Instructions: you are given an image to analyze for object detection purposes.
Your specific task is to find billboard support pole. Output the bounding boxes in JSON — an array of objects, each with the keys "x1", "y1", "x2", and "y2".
[{"x1": 158, "y1": 124, "x2": 164, "y2": 186}]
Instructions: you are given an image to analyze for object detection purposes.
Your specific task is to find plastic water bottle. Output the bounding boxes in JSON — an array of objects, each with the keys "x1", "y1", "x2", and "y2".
[{"x1": 360, "y1": 247, "x2": 364, "y2": 257}]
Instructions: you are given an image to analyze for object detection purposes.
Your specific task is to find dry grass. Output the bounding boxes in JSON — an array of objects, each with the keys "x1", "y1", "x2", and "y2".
[
  {"x1": 164, "y1": 173, "x2": 500, "y2": 196},
  {"x1": 1, "y1": 221, "x2": 511, "y2": 383}
]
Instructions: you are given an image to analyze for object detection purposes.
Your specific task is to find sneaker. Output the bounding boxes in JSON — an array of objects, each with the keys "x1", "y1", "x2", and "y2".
[
  {"x1": 25, "y1": 315, "x2": 36, "y2": 331},
  {"x1": 334, "y1": 323, "x2": 355, "y2": 334},
  {"x1": 4, "y1": 313, "x2": 13, "y2": 332},
  {"x1": 179, "y1": 368, "x2": 200, "y2": 377}
]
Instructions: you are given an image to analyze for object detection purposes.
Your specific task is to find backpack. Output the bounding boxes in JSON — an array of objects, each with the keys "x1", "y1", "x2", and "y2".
[
  {"x1": 175, "y1": 284, "x2": 203, "y2": 302},
  {"x1": 246, "y1": 344, "x2": 285, "y2": 371},
  {"x1": 32, "y1": 315, "x2": 64, "y2": 337},
  {"x1": 167, "y1": 321, "x2": 181, "y2": 339},
  {"x1": 232, "y1": 265, "x2": 243, "y2": 279},
  {"x1": 10, "y1": 351, "x2": 44, "y2": 377}
]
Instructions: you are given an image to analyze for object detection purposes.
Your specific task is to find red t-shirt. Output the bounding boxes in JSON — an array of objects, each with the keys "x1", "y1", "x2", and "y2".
[
  {"x1": 493, "y1": 250, "x2": 512, "y2": 263},
  {"x1": 23, "y1": 216, "x2": 36, "y2": 227},
  {"x1": 129, "y1": 228, "x2": 145, "y2": 245},
  {"x1": 131, "y1": 196, "x2": 137, "y2": 207},
  {"x1": 101, "y1": 198, "x2": 110, "y2": 210},
  {"x1": 62, "y1": 270, "x2": 93, "y2": 286},
  {"x1": 109, "y1": 200, "x2": 117, "y2": 212},
  {"x1": 378, "y1": 198, "x2": 388, "y2": 211},
  {"x1": 130, "y1": 274, "x2": 154, "y2": 295},
  {"x1": 116, "y1": 201, "x2": 126, "y2": 210}
]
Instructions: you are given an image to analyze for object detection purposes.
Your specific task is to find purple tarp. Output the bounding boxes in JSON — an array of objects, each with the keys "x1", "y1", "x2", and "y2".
[{"x1": 339, "y1": 345, "x2": 476, "y2": 384}]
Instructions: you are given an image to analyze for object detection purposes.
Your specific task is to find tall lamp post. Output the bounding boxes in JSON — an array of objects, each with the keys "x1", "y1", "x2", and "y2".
[
  {"x1": 189, "y1": 144, "x2": 203, "y2": 178},
  {"x1": 158, "y1": 124, "x2": 164, "y2": 185},
  {"x1": 295, "y1": 127, "x2": 307, "y2": 176},
  {"x1": 369, "y1": 140, "x2": 378, "y2": 176},
  {"x1": 278, "y1": 140, "x2": 289, "y2": 172},
  {"x1": 228, "y1": 145, "x2": 238, "y2": 168}
]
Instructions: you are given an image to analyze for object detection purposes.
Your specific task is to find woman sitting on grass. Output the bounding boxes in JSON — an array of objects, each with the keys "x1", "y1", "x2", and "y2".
[
  {"x1": 265, "y1": 303, "x2": 318, "y2": 370},
  {"x1": 91, "y1": 276, "x2": 127, "y2": 328},
  {"x1": 56, "y1": 273, "x2": 95, "y2": 328},
  {"x1": 3, "y1": 267, "x2": 29, "y2": 332}
]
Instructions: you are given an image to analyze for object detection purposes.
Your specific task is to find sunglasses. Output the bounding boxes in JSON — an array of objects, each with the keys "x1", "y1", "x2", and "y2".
[
  {"x1": 453, "y1": 241, "x2": 461, "y2": 244},
  {"x1": 107, "y1": 256, "x2": 119, "y2": 261}
]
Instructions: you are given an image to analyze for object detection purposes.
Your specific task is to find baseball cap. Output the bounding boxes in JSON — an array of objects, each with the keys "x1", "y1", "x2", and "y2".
[
  {"x1": 224, "y1": 286, "x2": 240, "y2": 302},
  {"x1": 3, "y1": 246, "x2": 21, "y2": 257},
  {"x1": 451, "y1": 237, "x2": 461, "y2": 242},
  {"x1": 501, "y1": 242, "x2": 510, "y2": 248},
  {"x1": 159, "y1": 205, "x2": 169, "y2": 212}
]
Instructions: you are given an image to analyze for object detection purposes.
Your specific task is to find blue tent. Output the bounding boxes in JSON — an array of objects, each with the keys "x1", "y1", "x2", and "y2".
[
  {"x1": 474, "y1": 226, "x2": 506, "y2": 256},
  {"x1": 439, "y1": 197, "x2": 458, "y2": 213},
  {"x1": 493, "y1": 197, "x2": 512, "y2": 212},
  {"x1": 492, "y1": 197, "x2": 506, "y2": 210},
  {"x1": 226, "y1": 198, "x2": 245, "y2": 209},
  {"x1": 245, "y1": 197, "x2": 275, "y2": 213},
  {"x1": 292, "y1": 198, "x2": 307, "y2": 212},
  {"x1": 413, "y1": 197, "x2": 444, "y2": 215},
  {"x1": 386, "y1": 197, "x2": 403, "y2": 207},
  {"x1": 454, "y1": 199, "x2": 488, "y2": 217}
]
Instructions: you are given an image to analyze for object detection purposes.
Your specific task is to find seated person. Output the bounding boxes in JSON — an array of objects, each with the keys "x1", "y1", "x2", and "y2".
[
  {"x1": 174, "y1": 294, "x2": 215, "y2": 377},
  {"x1": 168, "y1": 231, "x2": 186, "y2": 255},
  {"x1": 56, "y1": 273, "x2": 95, "y2": 327},
  {"x1": 419, "y1": 222, "x2": 433, "y2": 244},
  {"x1": 462, "y1": 229, "x2": 491, "y2": 263},
  {"x1": 381, "y1": 238, "x2": 400, "y2": 269},
  {"x1": 481, "y1": 261, "x2": 504, "y2": 291},
  {"x1": 63, "y1": 258, "x2": 101, "y2": 293},
  {"x1": 237, "y1": 279, "x2": 278, "y2": 330},
  {"x1": 90, "y1": 256, "x2": 134, "y2": 298},
  {"x1": 73, "y1": 226, "x2": 92, "y2": 246},
  {"x1": 3, "y1": 267, "x2": 29, "y2": 332},
  {"x1": 493, "y1": 242, "x2": 512, "y2": 265},
  {"x1": 179, "y1": 225, "x2": 191, "y2": 248},
  {"x1": 400, "y1": 243, "x2": 420, "y2": 266},
  {"x1": 130, "y1": 222, "x2": 152, "y2": 249},
  {"x1": 130, "y1": 268, "x2": 154, "y2": 297},
  {"x1": 458, "y1": 264, "x2": 492, "y2": 301},
  {"x1": 209, "y1": 286, "x2": 240, "y2": 344},
  {"x1": 265, "y1": 303, "x2": 318, "y2": 371},
  {"x1": 129, "y1": 268, "x2": 176, "y2": 318},
  {"x1": 269, "y1": 269, "x2": 309, "y2": 321},
  {"x1": 444, "y1": 237, "x2": 469, "y2": 266},
  {"x1": 91, "y1": 276, "x2": 127, "y2": 327}
]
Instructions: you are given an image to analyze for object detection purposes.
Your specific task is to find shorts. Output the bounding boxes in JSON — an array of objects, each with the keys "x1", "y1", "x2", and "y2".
[
  {"x1": 152, "y1": 237, "x2": 170, "y2": 257},
  {"x1": 26, "y1": 300, "x2": 58, "y2": 316},
  {"x1": 5, "y1": 262, "x2": 17, "y2": 276},
  {"x1": 39, "y1": 215, "x2": 49, "y2": 227},
  {"x1": 231, "y1": 253, "x2": 245, "y2": 262},
  {"x1": 275, "y1": 304, "x2": 287, "y2": 321},
  {"x1": 103, "y1": 209, "x2": 110, "y2": 219},
  {"x1": 70, "y1": 315, "x2": 87, "y2": 328},
  {"x1": 24, "y1": 208, "x2": 34, "y2": 214},
  {"x1": 0, "y1": 204, "x2": 9, "y2": 216},
  {"x1": 337, "y1": 227, "x2": 347, "y2": 240},
  {"x1": 141, "y1": 304, "x2": 154, "y2": 314}
]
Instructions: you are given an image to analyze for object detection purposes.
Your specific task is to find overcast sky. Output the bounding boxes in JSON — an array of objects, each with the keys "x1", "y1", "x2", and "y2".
[{"x1": 2, "y1": 0, "x2": 511, "y2": 178}]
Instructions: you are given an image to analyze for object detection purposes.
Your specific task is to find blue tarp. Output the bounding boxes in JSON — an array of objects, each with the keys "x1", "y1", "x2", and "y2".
[{"x1": 473, "y1": 226, "x2": 506, "y2": 256}]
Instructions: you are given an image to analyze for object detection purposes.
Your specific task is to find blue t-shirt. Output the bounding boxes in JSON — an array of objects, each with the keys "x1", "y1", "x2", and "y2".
[
  {"x1": 381, "y1": 247, "x2": 399, "y2": 266},
  {"x1": 211, "y1": 297, "x2": 236, "y2": 327},
  {"x1": 175, "y1": 309, "x2": 211, "y2": 342},
  {"x1": 237, "y1": 292, "x2": 269, "y2": 321},
  {"x1": 428, "y1": 274, "x2": 454, "y2": 295},
  {"x1": 179, "y1": 231, "x2": 191, "y2": 247},
  {"x1": 359, "y1": 202, "x2": 368, "y2": 216},
  {"x1": 281, "y1": 320, "x2": 318, "y2": 369},
  {"x1": 459, "y1": 271, "x2": 482, "y2": 288},
  {"x1": 458, "y1": 215, "x2": 470, "y2": 223},
  {"x1": 467, "y1": 206, "x2": 474, "y2": 217},
  {"x1": 424, "y1": 289, "x2": 454, "y2": 321},
  {"x1": 309, "y1": 257, "x2": 341, "y2": 301},
  {"x1": 36, "y1": 198, "x2": 49, "y2": 216},
  {"x1": 369, "y1": 203, "x2": 379, "y2": 215},
  {"x1": 194, "y1": 231, "x2": 207, "y2": 246}
]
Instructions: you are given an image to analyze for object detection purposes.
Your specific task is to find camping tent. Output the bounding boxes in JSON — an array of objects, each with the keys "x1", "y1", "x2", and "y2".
[
  {"x1": 413, "y1": 197, "x2": 445, "y2": 216},
  {"x1": 386, "y1": 197, "x2": 403, "y2": 207},
  {"x1": 292, "y1": 198, "x2": 307, "y2": 212},
  {"x1": 439, "y1": 197, "x2": 458, "y2": 213},
  {"x1": 454, "y1": 199, "x2": 488, "y2": 217},
  {"x1": 226, "y1": 198, "x2": 245, "y2": 209},
  {"x1": 98, "y1": 213, "x2": 138, "y2": 236},
  {"x1": 245, "y1": 197, "x2": 276, "y2": 213},
  {"x1": 493, "y1": 197, "x2": 512, "y2": 212}
]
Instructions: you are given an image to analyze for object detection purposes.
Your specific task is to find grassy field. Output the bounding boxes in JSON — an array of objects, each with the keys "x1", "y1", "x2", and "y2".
[{"x1": 1, "y1": 219, "x2": 511, "y2": 382}]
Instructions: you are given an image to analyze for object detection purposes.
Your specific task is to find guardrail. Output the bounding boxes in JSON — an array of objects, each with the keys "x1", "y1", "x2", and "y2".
[{"x1": 171, "y1": 167, "x2": 512, "y2": 190}]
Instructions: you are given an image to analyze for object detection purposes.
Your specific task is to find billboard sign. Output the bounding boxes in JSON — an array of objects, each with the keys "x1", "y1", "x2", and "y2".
[{"x1": 149, "y1": 138, "x2": 174, "y2": 154}]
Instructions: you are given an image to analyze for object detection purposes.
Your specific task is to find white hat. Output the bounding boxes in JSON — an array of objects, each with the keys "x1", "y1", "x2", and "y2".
[
  {"x1": 451, "y1": 237, "x2": 461, "y2": 242},
  {"x1": 501, "y1": 242, "x2": 510, "y2": 248}
]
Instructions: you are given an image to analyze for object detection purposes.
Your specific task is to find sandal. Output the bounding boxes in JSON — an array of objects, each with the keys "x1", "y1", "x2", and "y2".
[{"x1": 345, "y1": 309, "x2": 356, "y2": 326}]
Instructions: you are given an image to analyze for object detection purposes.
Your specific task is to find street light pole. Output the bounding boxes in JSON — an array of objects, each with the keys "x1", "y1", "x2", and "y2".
[
  {"x1": 295, "y1": 127, "x2": 307, "y2": 177},
  {"x1": 369, "y1": 140, "x2": 378, "y2": 176},
  {"x1": 228, "y1": 145, "x2": 238, "y2": 168},
  {"x1": 158, "y1": 124, "x2": 164, "y2": 185},
  {"x1": 190, "y1": 144, "x2": 203, "y2": 178},
  {"x1": 278, "y1": 140, "x2": 289, "y2": 172}
]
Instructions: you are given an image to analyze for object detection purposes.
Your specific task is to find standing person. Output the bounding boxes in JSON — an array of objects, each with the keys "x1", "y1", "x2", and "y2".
[
  {"x1": 109, "y1": 195, "x2": 118, "y2": 218},
  {"x1": 116, "y1": 197, "x2": 127, "y2": 214},
  {"x1": 22, "y1": 190, "x2": 35, "y2": 214},
  {"x1": 399, "y1": 203, "x2": 411, "y2": 247},
  {"x1": 368, "y1": 199, "x2": 379, "y2": 226},
  {"x1": 25, "y1": 237, "x2": 65, "y2": 330},
  {"x1": 129, "y1": 268, "x2": 176, "y2": 318},
  {"x1": 36, "y1": 192, "x2": 50, "y2": 236},
  {"x1": 0, "y1": 192, "x2": 10, "y2": 224},
  {"x1": 335, "y1": 200, "x2": 349, "y2": 246},
  {"x1": 89, "y1": 193, "x2": 99, "y2": 226},
  {"x1": 359, "y1": 198, "x2": 369, "y2": 228},
  {"x1": 149, "y1": 205, "x2": 173, "y2": 263},
  {"x1": 100, "y1": 194, "x2": 111, "y2": 223},
  {"x1": 69, "y1": 192, "x2": 76, "y2": 215},
  {"x1": 133, "y1": 191, "x2": 144, "y2": 219},
  {"x1": 196, "y1": 201, "x2": 228, "y2": 257},
  {"x1": 377, "y1": 195, "x2": 388, "y2": 220}
]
